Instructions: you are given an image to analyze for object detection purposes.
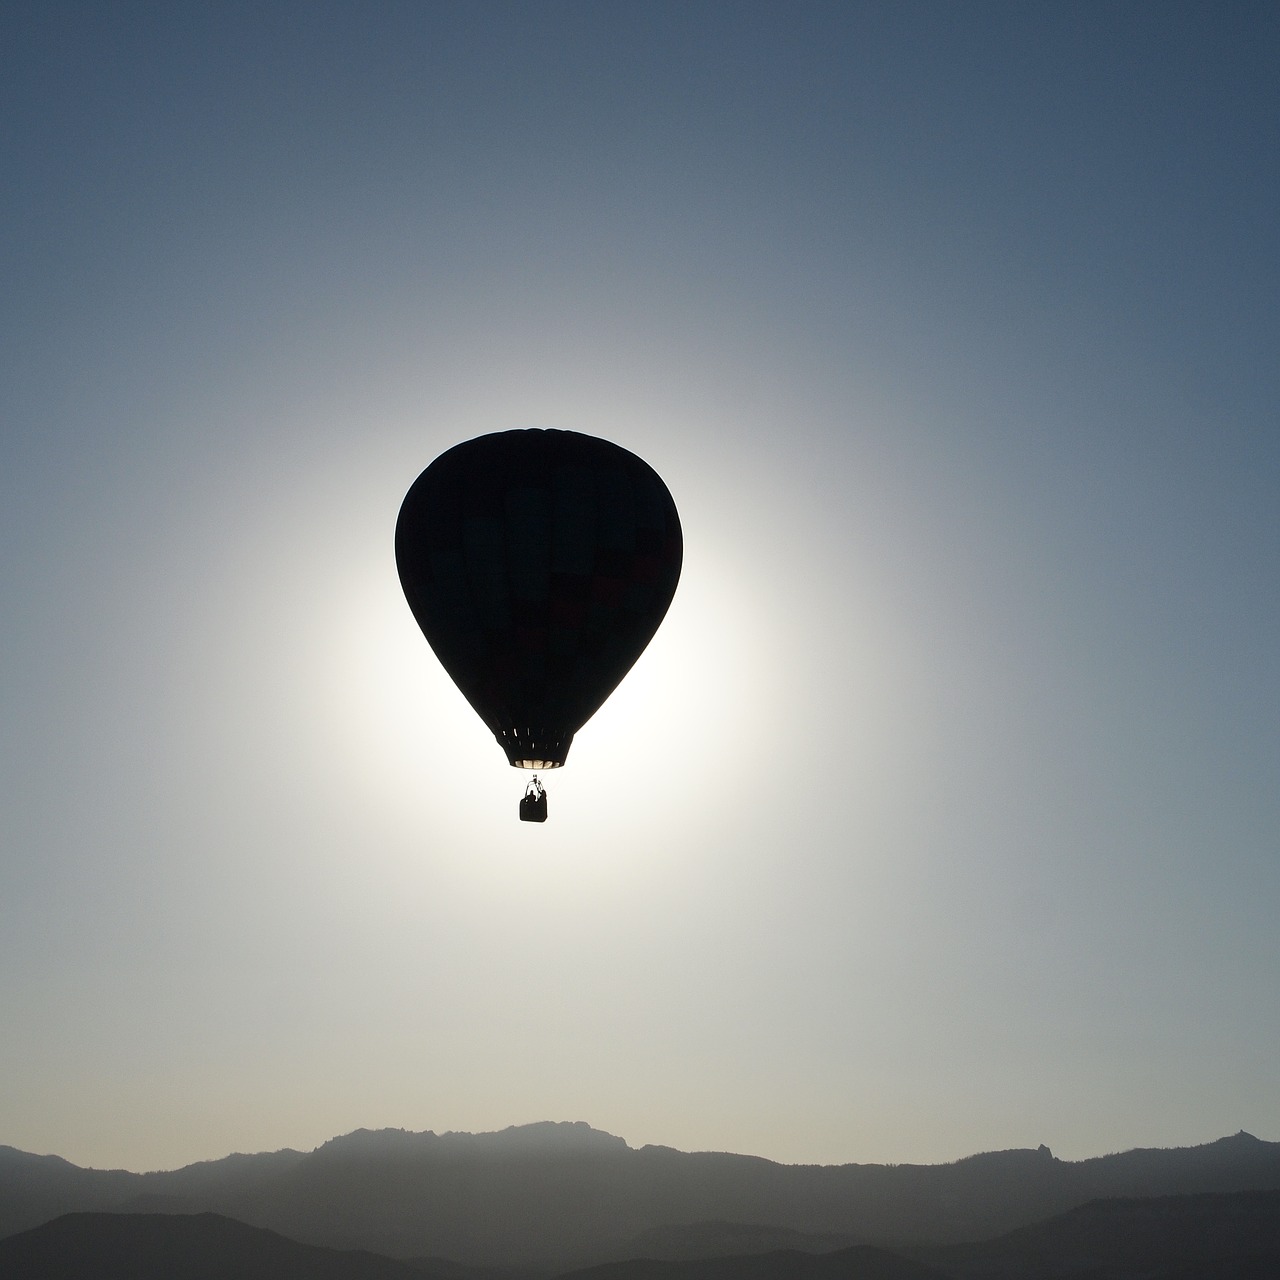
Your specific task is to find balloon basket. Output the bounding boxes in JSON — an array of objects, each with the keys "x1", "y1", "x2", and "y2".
[{"x1": 519, "y1": 775, "x2": 547, "y2": 823}]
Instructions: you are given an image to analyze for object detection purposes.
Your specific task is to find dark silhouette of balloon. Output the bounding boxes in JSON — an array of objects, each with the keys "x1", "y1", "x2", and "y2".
[{"x1": 396, "y1": 429, "x2": 683, "y2": 775}]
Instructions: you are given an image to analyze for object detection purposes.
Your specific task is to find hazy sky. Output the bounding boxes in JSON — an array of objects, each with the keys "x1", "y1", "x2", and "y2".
[{"x1": 3, "y1": 1, "x2": 1278, "y2": 1175}]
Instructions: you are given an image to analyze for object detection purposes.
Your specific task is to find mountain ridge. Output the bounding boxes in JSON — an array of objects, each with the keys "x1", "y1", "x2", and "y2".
[{"x1": 2, "y1": 1125, "x2": 1278, "y2": 1269}]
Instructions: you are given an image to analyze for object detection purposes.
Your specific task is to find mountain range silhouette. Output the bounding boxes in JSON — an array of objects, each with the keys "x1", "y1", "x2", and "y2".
[{"x1": 2, "y1": 1124, "x2": 1278, "y2": 1276}]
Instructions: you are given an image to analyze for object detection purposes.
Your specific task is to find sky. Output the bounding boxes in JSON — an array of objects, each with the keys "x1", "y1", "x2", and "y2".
[{"x1": 2, "y1": 1, "x2": 1278, "y2": 1175}]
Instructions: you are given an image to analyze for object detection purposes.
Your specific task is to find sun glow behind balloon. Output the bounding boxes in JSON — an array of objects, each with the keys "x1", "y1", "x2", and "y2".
[
  {"x1": 313, "y1": 487, "x2": 782, "y2": 908},
  {"x1": 562, "y1": 531, "x2": 779, "y2": 819}
]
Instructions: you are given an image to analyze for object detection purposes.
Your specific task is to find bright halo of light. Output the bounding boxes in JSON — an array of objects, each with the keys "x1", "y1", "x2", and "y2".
[
  {"x1": 310, "y1": 522, "x2": 782, "y2": 894},
  {"x1": 562, "y1": 533, "x2": 781, "y2": 826}
]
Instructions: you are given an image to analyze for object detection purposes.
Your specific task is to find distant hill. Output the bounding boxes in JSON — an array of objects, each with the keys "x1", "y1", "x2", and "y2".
[
  {"x1": 2, "y1": 1125, "x2": 1279, "y2": 1269},
  {"x1": 5, "y1": 1192, "x2": 1278, "y2": 1280},
  {"x1": 619, "y1": 1221, "x2": 864, "y2": 1261},
  {"x1": 564, "y1": 1247, "x2": 946, "y2": 1280},
  {"x1": 566, "y1": 1190, "x2": 1280, "y2": 1280},
  {"x1": 911, "y1": 1188, "x2": 1280, "y2": 1279},
  {"x1": 0, "y1": 1211, "x2": 487, "y2": 1280}
]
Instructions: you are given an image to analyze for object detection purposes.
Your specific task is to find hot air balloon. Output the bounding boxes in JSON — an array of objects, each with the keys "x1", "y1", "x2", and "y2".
[{"x1": 395, "y1": 429, "x2": 682, "y2": 821}]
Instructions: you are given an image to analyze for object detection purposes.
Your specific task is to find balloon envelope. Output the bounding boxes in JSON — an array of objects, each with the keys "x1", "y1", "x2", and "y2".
[{"x1": 396, "y1": 430, "x2": 683, "y2": 768}]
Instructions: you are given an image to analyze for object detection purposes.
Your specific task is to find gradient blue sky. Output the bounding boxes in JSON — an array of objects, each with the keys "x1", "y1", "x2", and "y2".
[{"x1": 3, "y1": 1, "x2": 1278, "y2": 1174}]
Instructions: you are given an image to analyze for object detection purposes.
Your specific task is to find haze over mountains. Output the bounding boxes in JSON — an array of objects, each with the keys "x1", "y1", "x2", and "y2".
[{"x1": 3, "y1": 1123, "x2": 1279, "y2": 1272}]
